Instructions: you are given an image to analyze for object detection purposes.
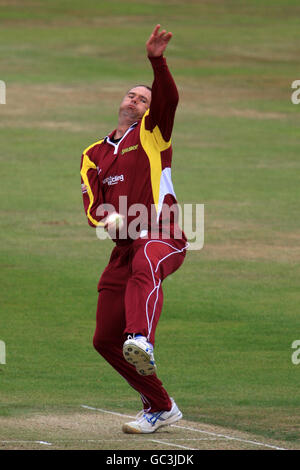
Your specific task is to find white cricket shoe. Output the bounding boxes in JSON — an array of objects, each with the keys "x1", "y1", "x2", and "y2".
[
  {"x1": 123, "y1": 335, "x2": 156, "y2": 376},
  {"x1": 122, "y1": 398, "x2": 183, "y2": 434}
]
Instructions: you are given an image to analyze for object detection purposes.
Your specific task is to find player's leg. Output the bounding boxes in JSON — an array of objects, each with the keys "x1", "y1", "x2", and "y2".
[
  {"x1": 92, "y1": 247, "x2": 174, "y2": 413},
  {"x1": 93, "y1": 245, "x2": 129, "y2": 354},
  {"x1": 93, "y1": 287, "x2": 173, "y2": 412},
  {"x1": 93, "y1": 287, "x2": 125, "y2": 353},
  {"x1": 121, "y1": 237, "x2": 187, "y2": 433},
  {"x1": 124, "y1": 237, "x2": 187, "y2": 346}
]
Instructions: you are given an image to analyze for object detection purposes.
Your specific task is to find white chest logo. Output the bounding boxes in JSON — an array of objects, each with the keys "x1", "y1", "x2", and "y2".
[{"x1": 102, "y1": 174, "x2": 124, "y2": 186}]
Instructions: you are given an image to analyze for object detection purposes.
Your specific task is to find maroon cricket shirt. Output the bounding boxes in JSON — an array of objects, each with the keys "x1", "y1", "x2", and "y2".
[{"x1": 80, "y1": 55, "x2": 185, "y2": 244}]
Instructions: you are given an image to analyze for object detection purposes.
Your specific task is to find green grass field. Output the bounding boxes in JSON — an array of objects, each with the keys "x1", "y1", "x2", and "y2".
[{"x1": 1, "y1": 0, "x2": 300, "y2": 448}]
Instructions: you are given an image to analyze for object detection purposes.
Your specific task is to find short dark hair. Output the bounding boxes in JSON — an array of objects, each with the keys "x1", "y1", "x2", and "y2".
[{"x1": 128, "y1": 84, "x2": 152, "y2": 93}]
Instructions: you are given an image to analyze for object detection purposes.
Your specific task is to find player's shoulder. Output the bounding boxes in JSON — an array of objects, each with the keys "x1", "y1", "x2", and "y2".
[{"x1": 82, "y1": 138, "x2": 105, "y2": 157}]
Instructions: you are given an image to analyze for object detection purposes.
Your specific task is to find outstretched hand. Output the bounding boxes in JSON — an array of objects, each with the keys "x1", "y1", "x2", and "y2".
[{"x1": 146, "y1": 24, "x2": 173, "y2": 57}]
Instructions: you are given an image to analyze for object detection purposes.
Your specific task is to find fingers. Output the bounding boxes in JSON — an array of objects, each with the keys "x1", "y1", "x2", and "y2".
[
  {"x1": 146, "y1": 24, "x2": 173, "y2": 57},
  {"x1": 162, "y1": 31, "x2": 173, "y2": 42},
  {"x1": 152, "y1": 24, "x2": 172, "y2": 41},
  {"x1": 152, "y1": 24, "x2": 161, "y2": 35}
]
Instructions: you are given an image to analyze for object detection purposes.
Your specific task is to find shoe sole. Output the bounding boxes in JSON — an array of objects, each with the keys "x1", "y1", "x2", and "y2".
[
  {"x1": 123, "y1": 342, "x2": 157, "y2": 376},
  {"x1": 122, "y1": 410, "x2": 183, "y2": 434}
]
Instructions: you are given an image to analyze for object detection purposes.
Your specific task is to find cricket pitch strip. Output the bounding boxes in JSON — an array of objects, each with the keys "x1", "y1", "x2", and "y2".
[{"x1": 0, "y1": 404, "x2": 296, "y2": 450}]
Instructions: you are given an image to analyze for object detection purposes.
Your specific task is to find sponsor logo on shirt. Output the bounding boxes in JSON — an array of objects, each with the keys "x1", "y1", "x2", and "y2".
[
  {"x1": 121, "y1": 144, "x2": 138, "y2": 155},
  {"x1": 102, "y1": 174, "x2": 124, "y2": 186}
]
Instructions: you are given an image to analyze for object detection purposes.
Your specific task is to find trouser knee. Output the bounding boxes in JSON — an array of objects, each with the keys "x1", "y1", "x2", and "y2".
[{"x1": 93, "y1": 334, "x2": 107, "y2": 356}]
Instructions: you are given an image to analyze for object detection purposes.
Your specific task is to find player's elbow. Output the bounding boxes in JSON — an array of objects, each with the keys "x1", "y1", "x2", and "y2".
[
  {"x1": 168, "y1": 94, "x2": 179, "y2": 114},
  {"x1": 170, "y1": 84, "x2": 179, "y2": 106},
  {"x1": 169, "y1": 91, "x2": 179, "y2": 109}
]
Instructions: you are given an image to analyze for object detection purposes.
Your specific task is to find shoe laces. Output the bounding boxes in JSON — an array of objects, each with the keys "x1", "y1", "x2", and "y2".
[
  {"x1": 135, "y1": 409, "x2": 164, "y2": 426},
  {"x1": 127, "y1": 334, "x2": 153, "y2": 351}
]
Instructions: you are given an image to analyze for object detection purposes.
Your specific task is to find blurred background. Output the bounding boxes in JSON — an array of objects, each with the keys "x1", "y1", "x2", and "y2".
[{"x1": 0, "y1": 0, "x2": 300, "y2": 446}]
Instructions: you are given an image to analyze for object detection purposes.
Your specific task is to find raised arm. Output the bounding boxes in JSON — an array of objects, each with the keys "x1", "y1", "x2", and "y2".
[
  {"x1": 146, "y1": 24, "x2": 173, "y2": 58},
  {"x1": 145, "y1": 25, "x2": 179, "y2": 142}
]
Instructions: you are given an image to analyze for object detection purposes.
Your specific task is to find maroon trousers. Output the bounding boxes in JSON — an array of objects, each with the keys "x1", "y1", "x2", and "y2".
[{"x1": 93, "y1": 236, "x2": 187, "y2": 412}]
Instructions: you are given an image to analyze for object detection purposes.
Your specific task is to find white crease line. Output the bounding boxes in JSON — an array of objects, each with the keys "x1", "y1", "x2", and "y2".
[
  {"x1": 81, "y1": 404, "x2": 134, "y2": 419},
  {"x1": 81, "y1": 404, "x2": 287, "y2": 451},
  {"x1": 172, "y1": 438, "x2": 219, "y2": 441},
  {"x1": 172, "y1": 424, "x2": 287, "y2": 451},
  {"x1": 0, "y1": 440, "x2": 52, "y2": 446},
  {"x1": 83, "y1": 437, "x2": 214, "y2": 442},
  {"x1": 150, "y1": 439, "x2": 196, "y2": 450}
]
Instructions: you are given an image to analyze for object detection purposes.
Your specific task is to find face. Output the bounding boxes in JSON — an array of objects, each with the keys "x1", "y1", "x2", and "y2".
[{"x1": 119, "y1": 86, "x2": 151, "y2": 121}]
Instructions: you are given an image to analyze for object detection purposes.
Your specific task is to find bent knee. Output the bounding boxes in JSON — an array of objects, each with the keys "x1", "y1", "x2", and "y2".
[
  {"x1": 93, "y1": 333, "x2": 107, "y2": 355},
  {"x1": 93, "y1": 333, "x2": 124, "y2": 356}
]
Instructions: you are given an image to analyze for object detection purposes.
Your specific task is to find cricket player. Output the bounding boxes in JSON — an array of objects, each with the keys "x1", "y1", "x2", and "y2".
[{"x1": 80, "y1": 25, "x2": 188, "y2": 434}]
